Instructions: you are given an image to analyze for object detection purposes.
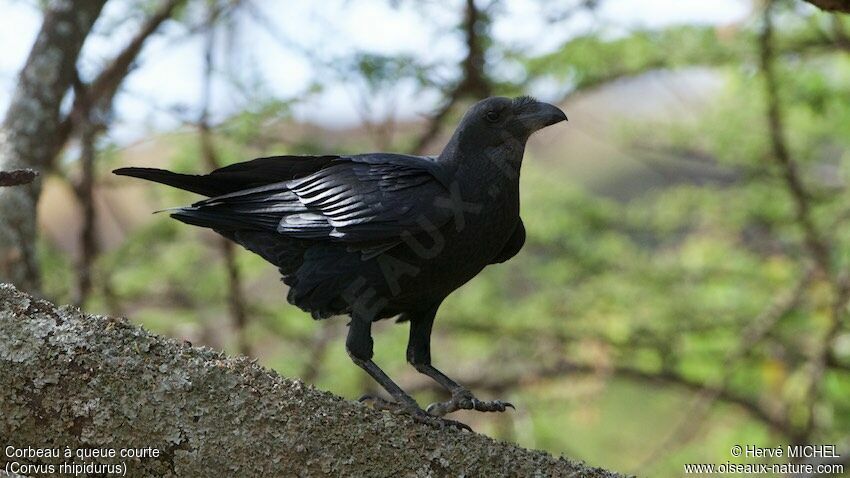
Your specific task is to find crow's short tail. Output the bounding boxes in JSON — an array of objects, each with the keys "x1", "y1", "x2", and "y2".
[
  {"x1": 114, "y1": 155, "x2": 337, "y2": 197},
  {"x1": 113, "y1": 167, "x2": 228, "y2": 197}
]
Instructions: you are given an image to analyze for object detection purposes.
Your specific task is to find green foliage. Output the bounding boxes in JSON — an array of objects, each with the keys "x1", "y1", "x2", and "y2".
[
  {"x1": 217, "y1": 97, "x2": 295, "y2": 148},
  {"x1": 525, "y1": 26, "x2": 746, "y2": 91},
  {"x1": 349, "y1": 52, "x2": 433, "y2": 93},
  {"x1": 39, "y1": 237, "x2": 75, "y2": 303}
]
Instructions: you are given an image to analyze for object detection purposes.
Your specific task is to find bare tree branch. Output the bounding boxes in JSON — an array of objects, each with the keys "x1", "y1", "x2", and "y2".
[
  {"x1": 0, "y1": 283, "x2": 622, "y2": 478},
  {"x1": 636, "y1": 266, "x2": 816, "y2": 471},
  {"x1": 71, "y1": 119, "x2": 100, "y2": 307},
  {"x1": 760, "y1": 1, "x2": 832, "y2": 275},
  {"x1": 761, "y1": 0, "x2": 850, "y2": 444},
  {"x1": 68, "y1": 73, "x2": 108, "y2": 308},
  {"x1": 0, "y1": 169, "x2": 38, "y2": 187},
  {"x1": 53, "y1": 0, "x2": 187, "y2": 161}
]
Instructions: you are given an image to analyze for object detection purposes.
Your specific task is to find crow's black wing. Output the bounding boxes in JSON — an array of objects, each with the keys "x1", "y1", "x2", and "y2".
[
  {"x1": 177, "y1": 154, "x2": 454, "y2": 257},
  {"x1": 282, "y1": 155, "x2": 452, "y2": 241}
]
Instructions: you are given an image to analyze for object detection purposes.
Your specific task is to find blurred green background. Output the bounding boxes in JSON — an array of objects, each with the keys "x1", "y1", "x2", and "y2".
[{"x1": 3, "y1": 0, "x2": 850, "y2": 475}]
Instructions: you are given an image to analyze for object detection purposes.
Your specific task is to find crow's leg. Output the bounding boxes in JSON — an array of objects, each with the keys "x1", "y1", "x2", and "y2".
[
  {"x1": 346, "y1": 316, "x2": 470, "y2": 430},
  {"x1": 405, "y1": 304, "x2": 514, "y2": 417}
]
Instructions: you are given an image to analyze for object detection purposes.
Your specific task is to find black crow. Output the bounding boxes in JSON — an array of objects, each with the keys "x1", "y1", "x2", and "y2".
[{"x1": 114, "y1": 96, "x2": 567, "y2": 428}]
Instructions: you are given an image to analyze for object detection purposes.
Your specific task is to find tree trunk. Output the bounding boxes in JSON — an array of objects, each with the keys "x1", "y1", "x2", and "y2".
[
  {"x1": 0, "y1": 283, "x2": 623, "y2": 477},
  {"x1": 0, "y1": 0, "x2": 108, "y2": 293}
]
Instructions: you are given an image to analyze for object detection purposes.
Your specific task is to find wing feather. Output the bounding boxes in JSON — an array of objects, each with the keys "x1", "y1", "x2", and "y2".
[{"x1": 175, "y1": 154, "x2": 453, "y2": 255}]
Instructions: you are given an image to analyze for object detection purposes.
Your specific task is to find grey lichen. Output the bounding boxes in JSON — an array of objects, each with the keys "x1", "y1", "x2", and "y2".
[{"x1": 0, "y1": 284, "x2": 626, "y2": 477}]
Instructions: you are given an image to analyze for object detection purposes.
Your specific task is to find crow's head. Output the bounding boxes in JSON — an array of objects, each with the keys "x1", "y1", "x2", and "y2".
[{"x1": 454, "y1": 96, "x2": 567, "y2": 150}]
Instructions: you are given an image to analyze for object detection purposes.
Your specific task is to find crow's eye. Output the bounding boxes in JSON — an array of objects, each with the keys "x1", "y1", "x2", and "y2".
[{"x1": 485, "y1": 110, "x2": 500, "y2": 123}]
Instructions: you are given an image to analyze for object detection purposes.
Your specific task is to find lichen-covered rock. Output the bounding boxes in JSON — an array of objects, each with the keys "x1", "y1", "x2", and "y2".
[{"x1": 0, "y1": 284, "x2": 625, "y2": 477}]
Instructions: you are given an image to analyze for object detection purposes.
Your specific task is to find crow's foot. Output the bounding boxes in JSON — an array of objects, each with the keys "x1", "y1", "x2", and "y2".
[
  {"x1": 425, "y1": 388, "x2": 514, "y2": 417},
  {"x1": 358, "y1": 394, "x2": 472, "y2": 431}
]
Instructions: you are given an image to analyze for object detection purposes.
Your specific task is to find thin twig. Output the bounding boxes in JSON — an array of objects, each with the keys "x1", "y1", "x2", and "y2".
[
  {"x1": 0, "y1": 169, "x2": 38, "y2": 187},
  {"x1": 71, "y1": 120, "x2": 100, "y2": 307},
  {"x1": 52, "y1": 0, "x2": 186, "y2": 162},
  {"x1": 69, "y1": 74, "x2": 106, "y2": 308},
  {"x1": 760, "y1": 0, "x2": 850, "y2": 445},
  {"x1": 198, "y1": 1, "x2": 251, "y2": 357},
  {"x1": 801, "y1": 272, "x2": 850, "y2": 439},
  {"x1": 410, "y1": 0, "x2": 492, "y2": 154},
  {"x1": 760, "y1": 0, "x2": 831, "y2": 275}
]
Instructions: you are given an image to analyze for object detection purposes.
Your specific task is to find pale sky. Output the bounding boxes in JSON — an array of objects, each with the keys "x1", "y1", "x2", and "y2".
[{"x1": 0, "y1": 0, "x2": 750, "y2": 144}]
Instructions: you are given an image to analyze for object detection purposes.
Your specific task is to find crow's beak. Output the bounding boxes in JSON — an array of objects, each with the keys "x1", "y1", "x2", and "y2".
[{"x1": 517, "y1": 101, "x2": 568, "y2": 132}]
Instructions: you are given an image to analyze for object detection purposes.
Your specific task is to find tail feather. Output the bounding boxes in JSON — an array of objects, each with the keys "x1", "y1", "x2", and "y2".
[
  {"x1": 169, "y1": 207, "x2": 280, "y2": 230},
  {"x1": 114, "y1": 167, "x2": 229, "y2": 197},
  {"x1": 113, "y1": 156, "x2": 338, "y2": 197}
]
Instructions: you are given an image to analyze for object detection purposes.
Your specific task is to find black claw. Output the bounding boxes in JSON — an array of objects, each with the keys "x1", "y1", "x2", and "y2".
[{"x1": 445, "y1": 419, "x2": 473, "y2": 432}]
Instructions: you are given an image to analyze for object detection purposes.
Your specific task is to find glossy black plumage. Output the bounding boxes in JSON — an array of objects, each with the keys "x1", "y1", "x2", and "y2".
[{"x1": 114, "y1": 96, "x2": 567, "y2": 426}]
